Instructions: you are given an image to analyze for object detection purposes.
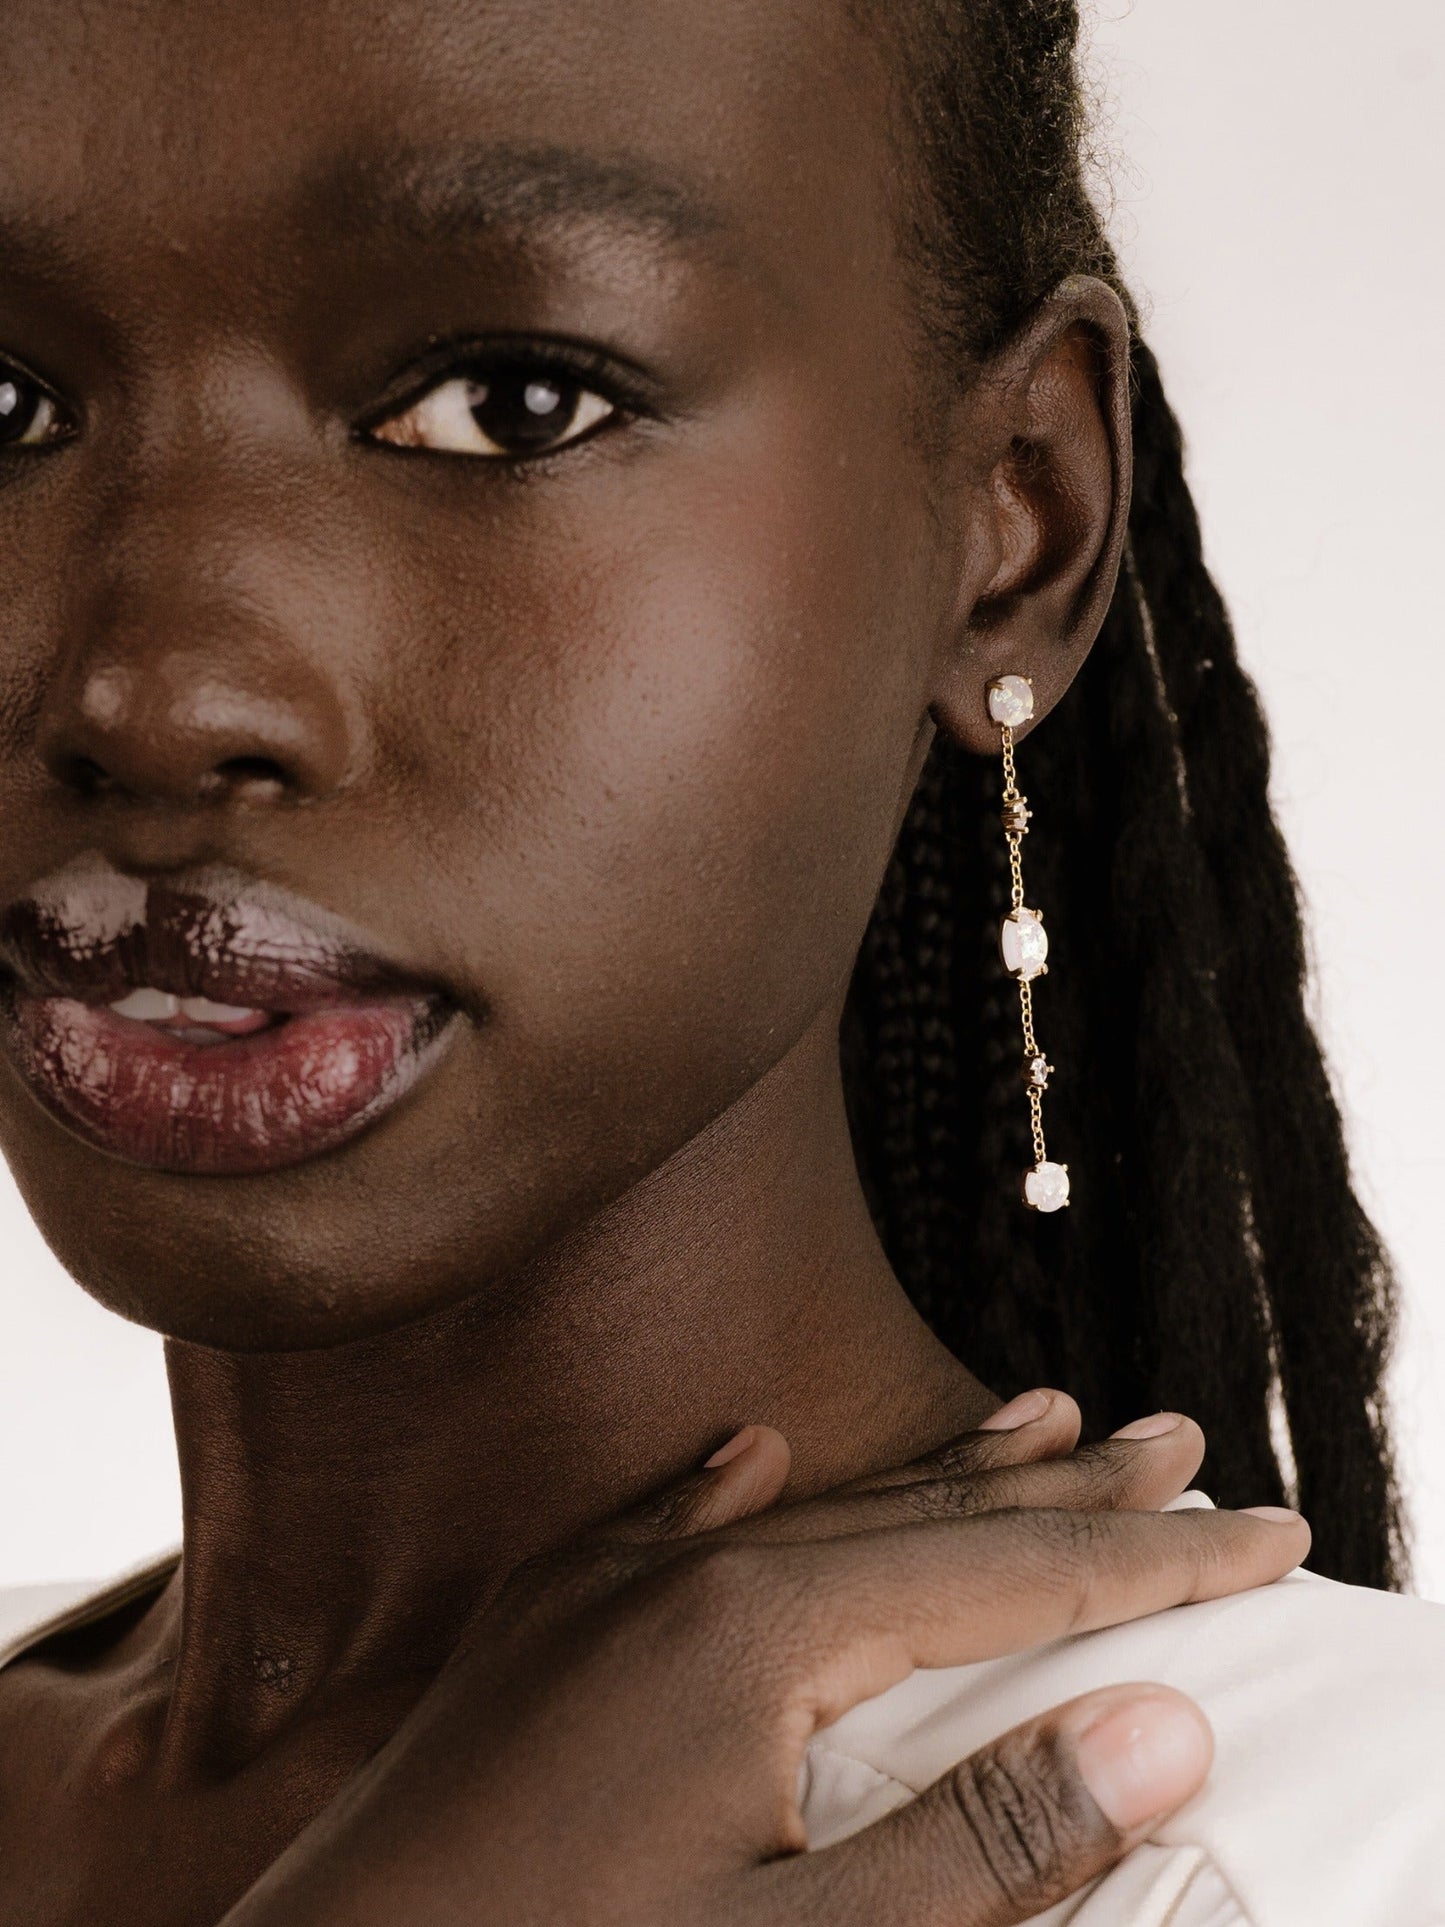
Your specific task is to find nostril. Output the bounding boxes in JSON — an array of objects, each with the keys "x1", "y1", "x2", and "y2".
[
  {"x1": 39, "y1": 660, "x2": 354, "y2": 805},
  {"x1": 57, "y1": 754, "x2": 115, "y2": 797},
  {"x1": 215, "y1": 755, "x2": 289, "y2": 786},
  {"x1": 201, "y1": 755, "x2": 291, "y2": 802}
]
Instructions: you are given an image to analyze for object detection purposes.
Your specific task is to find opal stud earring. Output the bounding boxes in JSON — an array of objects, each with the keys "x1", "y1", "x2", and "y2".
[{"x1": 988, "y1": 675, "x2": 1070, "y2": 1213}]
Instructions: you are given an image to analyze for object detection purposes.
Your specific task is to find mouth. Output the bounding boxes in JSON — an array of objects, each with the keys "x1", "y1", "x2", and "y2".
[{"x1": 0, "y1": 859, "x2": 464, "y2": 1177}]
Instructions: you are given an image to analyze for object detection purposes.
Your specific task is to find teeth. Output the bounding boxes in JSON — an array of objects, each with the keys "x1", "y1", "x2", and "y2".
[
  {"x1": 177, "y1": 995, "x2": 262, "y2": 1024},
  {"x1": 107, "y1": 986, "x2": 264, "y2": 1024},
  {"x1": 109, "y1": 987, "x2": 182, "y2": 1021}
]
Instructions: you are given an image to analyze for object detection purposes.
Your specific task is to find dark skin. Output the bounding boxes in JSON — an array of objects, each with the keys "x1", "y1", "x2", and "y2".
[{"x1": 0, "y1": 3, "x2": 1310, "y2": 1922}]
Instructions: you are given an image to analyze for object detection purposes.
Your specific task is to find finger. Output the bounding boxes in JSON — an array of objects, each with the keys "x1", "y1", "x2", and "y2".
[
  {"x1": 607, "y1": 1425, "x2": 793, "y2": 1544},
  {"x1": 839, "y1": 1390, "x2": 1085, "y2": 1496},
  {"x1": 774, "y1": 1503, "x2": 1310, "y2": 1725},
  {"x1": 722, "y1": 1415, "x2": 1205, "y2": 1544},
  {"x1": 763, "y1": 1685, "x2": 1212, "y2": 1927},
  {"x1": 892, "y1": 1415, "x2": 1207, "y2": 1520}
]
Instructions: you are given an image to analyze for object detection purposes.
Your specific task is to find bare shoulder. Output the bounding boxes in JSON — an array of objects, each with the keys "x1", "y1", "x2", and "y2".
[{"x1": 803, "y1": 1572, "x2": 1445, "y2": 1925}]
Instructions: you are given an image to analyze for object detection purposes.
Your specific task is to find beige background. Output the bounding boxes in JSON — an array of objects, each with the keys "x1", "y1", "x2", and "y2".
[{"x1": 2, "y1": 1, "x2": 1443, "y2": 1597}]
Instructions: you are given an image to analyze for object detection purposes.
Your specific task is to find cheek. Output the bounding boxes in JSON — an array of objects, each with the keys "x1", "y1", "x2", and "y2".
[{"x1": 377, "y1": 405, "x2": 940, "y2": 1121}]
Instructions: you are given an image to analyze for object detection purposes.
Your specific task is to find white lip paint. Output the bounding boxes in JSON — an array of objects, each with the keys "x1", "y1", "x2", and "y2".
[{"x1": 32, "y1": 855, "x2": 146, "y2": 964}]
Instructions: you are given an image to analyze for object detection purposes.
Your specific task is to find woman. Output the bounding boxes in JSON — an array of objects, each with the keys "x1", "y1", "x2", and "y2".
[{"x1": 0, "y1": 1, "x2": 1439, "y2": 1923}]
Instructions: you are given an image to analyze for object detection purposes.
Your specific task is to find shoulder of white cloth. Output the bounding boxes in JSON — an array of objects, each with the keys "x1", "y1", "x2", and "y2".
[
  {"x1": 0, "y1": 1548, "x2": 180, "y2": 1669},
  {"x1": 800, "y1": 1496, "x2": 1445, "y2": 1924}
]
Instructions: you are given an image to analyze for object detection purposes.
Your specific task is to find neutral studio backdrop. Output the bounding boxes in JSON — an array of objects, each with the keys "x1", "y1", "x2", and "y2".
[{"x1": 3, "y1": 1, "x2": 1443, "y2": 1598}]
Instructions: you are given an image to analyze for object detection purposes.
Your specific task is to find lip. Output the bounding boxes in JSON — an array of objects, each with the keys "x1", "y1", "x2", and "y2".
[{"x1": 0, "y1": 859, "x2": 464, "y2": 1176}]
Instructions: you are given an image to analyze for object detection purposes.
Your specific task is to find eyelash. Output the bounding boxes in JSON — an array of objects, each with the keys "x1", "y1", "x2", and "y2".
[
  {"x1": 0, "y1": 360, "x2": 75, "y2": 455},
  {"x1": 0, "y1": 339, "x2": 651, "y2": 468},
  {"x1": 359, "y1": 339, "x2": 654, "y2": 465}
]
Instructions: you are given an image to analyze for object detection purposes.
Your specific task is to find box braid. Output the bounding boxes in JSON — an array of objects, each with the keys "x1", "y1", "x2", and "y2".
[{"x1": 841, "y1": 0, "x2": 1405, "y2": 1586}]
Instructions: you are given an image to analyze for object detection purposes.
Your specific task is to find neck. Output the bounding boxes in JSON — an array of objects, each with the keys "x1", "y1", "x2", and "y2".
[{"x1": 152, "y1": 1005, "x2": 991, "y2": 1771}]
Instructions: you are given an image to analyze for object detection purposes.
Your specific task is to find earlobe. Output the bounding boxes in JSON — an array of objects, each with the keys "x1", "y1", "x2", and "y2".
[{"x1": 928, "y1": 276, "x2": 1133, "y2": 755}]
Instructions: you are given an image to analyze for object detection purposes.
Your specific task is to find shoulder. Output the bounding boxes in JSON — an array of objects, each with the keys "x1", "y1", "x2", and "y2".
[
  {"x1": 0, "y1": 1582, "x2": 101, "y2": 1663},
  {"x1": 802, "y1": 1571, "x2": 1445, "y2": 1925},
  {"x1": 0, "y1": 1552, "x2": 180, "y2": 1670}
]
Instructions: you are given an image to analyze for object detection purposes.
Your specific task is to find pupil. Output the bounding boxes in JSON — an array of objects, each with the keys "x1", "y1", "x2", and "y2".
[
  {"x1": 468, "y1": 371, "x2": 580, "y2": 453},
  {"x1": 0, "y1": 376, "x2": 38, "y2": 446}
]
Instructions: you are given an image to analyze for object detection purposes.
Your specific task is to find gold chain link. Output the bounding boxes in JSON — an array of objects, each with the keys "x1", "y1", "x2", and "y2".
[
  {"x1": 1000, "y1": 722, "x2": 1051, "y2": 1181},
  {"x1": 1000, "y1": 727, "x2": 1026, "y2": 914}
]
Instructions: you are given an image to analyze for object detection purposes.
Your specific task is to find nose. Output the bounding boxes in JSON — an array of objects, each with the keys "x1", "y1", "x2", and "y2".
[
  {"x1": 35, "y1": 456, "x2": 361, "y2": 809},
  {"x1": 37, "y1": 630, "x2": 354, "y2": 806}
]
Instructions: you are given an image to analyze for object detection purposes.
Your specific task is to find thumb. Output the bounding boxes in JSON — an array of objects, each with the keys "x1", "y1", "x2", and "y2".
[
  {"x1": 609, "y1": 1425, "x2": 794, "y2": 1544},
  {"x1": 768, "y1": 1684, "x2": 1213, "y2": 1927}
]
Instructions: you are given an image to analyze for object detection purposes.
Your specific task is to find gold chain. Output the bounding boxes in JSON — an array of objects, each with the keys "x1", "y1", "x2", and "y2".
[
  {"x1": 1000, "y1": 727, "x2": 1026, "y2": 914},
  {"x1": 1017, "y1": 979, "x2": 1048, "y2": 1169},
  {"x1": 998, "y1": 718, "x2": 1058, "y2": 1194}
]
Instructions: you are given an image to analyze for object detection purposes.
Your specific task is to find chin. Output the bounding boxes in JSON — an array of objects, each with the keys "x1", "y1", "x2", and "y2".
[{"x1": 0, "y1": 1084, "x2": 524, "y2": 1354}]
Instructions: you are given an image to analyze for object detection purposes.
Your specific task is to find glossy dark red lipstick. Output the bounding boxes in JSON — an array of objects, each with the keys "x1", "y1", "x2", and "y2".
[{"x1": 0, "y1": 861, "x2": 463, "y2": 1175}]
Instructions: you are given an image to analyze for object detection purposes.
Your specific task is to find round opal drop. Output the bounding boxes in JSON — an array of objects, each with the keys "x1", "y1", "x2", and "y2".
[
  {"x1": 988, "y1": 676, "x2": 1035, "y2": 728},
  {"x1": 1000, "y1": 908, "x2": 1049, "y2": 980},
  {"x1": 1024, "y1": 1163, "x2": 1071, "y2": 1213}
]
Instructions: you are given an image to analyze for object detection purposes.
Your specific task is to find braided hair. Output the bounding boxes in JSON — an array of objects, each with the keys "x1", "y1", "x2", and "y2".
[{"x1": 841, "y1": 0, "x2": 1405, "y2": 1588}]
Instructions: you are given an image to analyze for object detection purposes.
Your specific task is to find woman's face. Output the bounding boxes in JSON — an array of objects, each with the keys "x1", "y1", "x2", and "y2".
[{"x1": 0, "y1": 0, "x2": 973, "y2": 1345}]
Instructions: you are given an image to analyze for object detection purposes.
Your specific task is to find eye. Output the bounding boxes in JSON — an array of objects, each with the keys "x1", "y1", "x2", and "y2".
[
  {"x1": 0, "y1": 365, "x2": 68, "y2": 449},
  {"x1": 369, "y1": 364, "x2": 617, "y2": 460}
]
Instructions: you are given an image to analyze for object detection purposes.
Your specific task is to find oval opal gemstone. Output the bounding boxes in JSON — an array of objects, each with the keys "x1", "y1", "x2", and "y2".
[
  {"x1": 1024, "y1": 1162, "x2": 1071, "y2": 1213},
  {"x1": 988, "y1": 675, "x2": 1035, "y2": 727},
  {"x1": 1001, "y1": 908, "x2": 1049, "y2": 980}
]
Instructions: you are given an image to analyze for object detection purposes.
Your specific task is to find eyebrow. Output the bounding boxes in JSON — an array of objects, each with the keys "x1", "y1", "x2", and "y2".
[{"x1": 310, "y1": 143, "x2": 727, "y2": 255}]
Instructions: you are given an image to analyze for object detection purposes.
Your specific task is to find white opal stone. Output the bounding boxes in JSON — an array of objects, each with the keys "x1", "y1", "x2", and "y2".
[
  {"x1": 1000, "y1": 908, "x2": 1049, "y2": 980},
  {"x1": 1025, "y1": 1162, "x2": 1071, "y2": 1213},
  {"x1": 988, "y1": 675, "x2": 1035, "y2": 728}
]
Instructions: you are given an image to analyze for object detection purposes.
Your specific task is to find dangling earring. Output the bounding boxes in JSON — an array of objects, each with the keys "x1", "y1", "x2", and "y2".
[{"x1": 987, "y1": 675, "x2": 1070, "y2": 1213}]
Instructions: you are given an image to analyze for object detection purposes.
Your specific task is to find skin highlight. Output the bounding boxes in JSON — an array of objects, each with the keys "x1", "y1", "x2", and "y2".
[{"x1": 0, "y1": 4, "x2": 1308, "y2": 1922}]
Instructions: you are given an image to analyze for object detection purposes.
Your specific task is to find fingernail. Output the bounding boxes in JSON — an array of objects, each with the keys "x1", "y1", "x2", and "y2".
[
  {"x1": 1242, "y1": 1505, "x2": 1304, "y2": 1524},
  {"x1": 979, "y1": 1389, "x2": 1052, "y2": 1431},
  {"x1": 1110, "y1": 1412, "x2": 1185, "y2": 1441},
  {"x1": 705, "y1": 1427, "x2": 759, "y2": 1469},
  {"x1": 1074, "y1": 1693, "x2": 1212, "y2": 1833}
]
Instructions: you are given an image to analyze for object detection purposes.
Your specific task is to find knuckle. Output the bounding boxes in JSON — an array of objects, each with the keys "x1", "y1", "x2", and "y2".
[
  {"x1": 486, "y1": 1540, "x2": 643, "y2": 1644},
  {"x1": 943, "y1": 1727, "x2": 1104, "y2": 1910},
  {"x1": 962, "y1": 1466, "x2": 1040, "y2": 1516},
  {"x1": 637, "y1": 1541, "x2": 807, "y2": 1707},
  {"x1": 1023, "y1": 1503, "x2": 1106, "y2": 1568},
  {"x1": 891, "y1": 1478, "x2": 985, "y2": 1523},
  {"x1": 985, "y1": 1507, "x2": 1112, "y2": 1632},
  {"x1": 632, "y1": 1482, "x2": 710, "y2": 1541},
  {"x1": 1053, "y1": 1511, "x2": 1113, "y2": 1630},
  {"x1": 1179, "y1": 1511, "x2": 1232, "y2": 1595},
  {"x1": 922, "y1": 1436, "x2": 994, "y2": 1479},
  {"x1": 1061, "y1": 1445, "x2": 1131, "y2": 1506},
  {"x1": 655, "y1": 1538, "x2": 774, "y2": 1621}
]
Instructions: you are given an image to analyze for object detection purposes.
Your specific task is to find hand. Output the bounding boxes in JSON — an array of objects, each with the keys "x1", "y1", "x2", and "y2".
[{"x1": 221, "y1": 1396, "x2": 1309, "y2": 1926}]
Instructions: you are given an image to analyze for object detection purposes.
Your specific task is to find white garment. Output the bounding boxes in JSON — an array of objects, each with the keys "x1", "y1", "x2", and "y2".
[
  {"x1": 803, "y1": 1500, "x2": 1445, "y2": 1924},
  {"x1": 4, "y1": 1508, "x2": 1445, "y2": 1926}
]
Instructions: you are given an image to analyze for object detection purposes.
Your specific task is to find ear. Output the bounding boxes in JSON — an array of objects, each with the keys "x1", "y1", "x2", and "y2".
[{"x1": 927, "y1": 276, "x2": 1133, "y2": 754}]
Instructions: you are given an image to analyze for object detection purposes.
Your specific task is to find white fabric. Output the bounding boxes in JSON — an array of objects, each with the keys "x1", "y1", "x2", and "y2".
[
  {"x1": 801, "y1": 1501, "x2": 1445, "y2": 1923},
  {"x1": 0, "y1": 1555, "x2": 179, "y2": 1669},
  {"x1": 4, "y1": 1508, "x2": 1445, "y2": 1925}
]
